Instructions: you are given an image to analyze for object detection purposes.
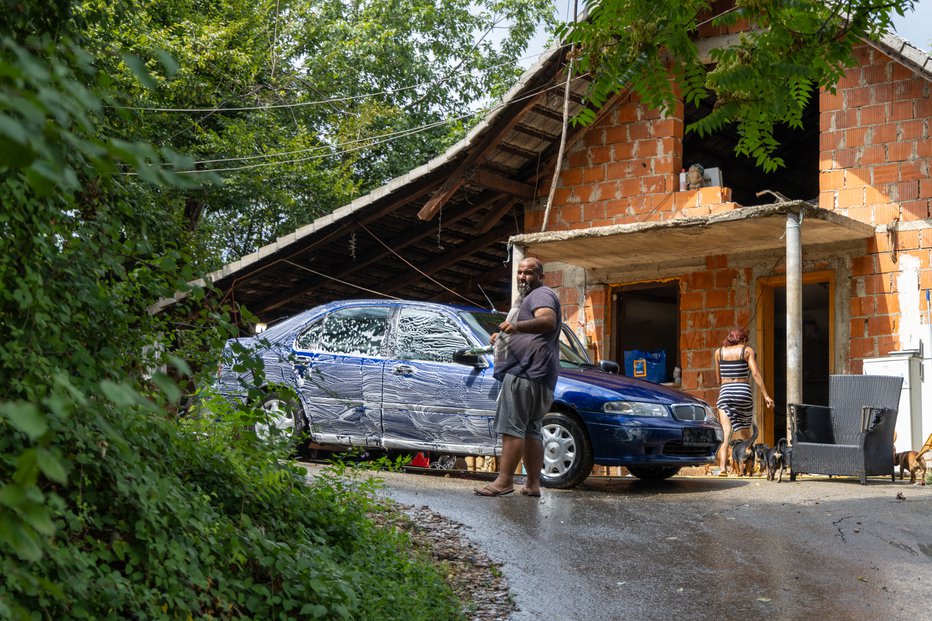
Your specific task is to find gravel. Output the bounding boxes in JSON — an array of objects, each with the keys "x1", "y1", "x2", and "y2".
[{"x1": 381, "y1": 502, "x2": 516, "y2": 621}]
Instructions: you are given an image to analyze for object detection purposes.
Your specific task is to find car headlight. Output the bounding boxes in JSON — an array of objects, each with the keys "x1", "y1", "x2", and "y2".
[
  {"x1": 704, "y1": 404, "x2": 718, "y2": 422},
  {"x1": 603, "y1": 401, "x2": 669, "y2": 417}
]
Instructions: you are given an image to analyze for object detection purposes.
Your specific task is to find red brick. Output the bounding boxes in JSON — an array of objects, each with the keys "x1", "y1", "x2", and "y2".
[
  {"x1": 894, "y1": 77, "x2": 924, "y2": 99},
  {"x1": 867, "y1": 315, "x2": 895, "y2": 337},
  {"x1": 560, "y1": 168, "x2": 583, "y2": 186},
  {"x1": 821, "y1": 170, "x2": 844, "y2": 191},
  {"x1": 628, "y1": 121, "x2": 650, "y2": 141},
  {"x1": 582, "y1": 166, "x2": 605, "y2": 183},
  {"x1": 860, "y1": 104, "x2": 887, "y2": 126},
  {"x1": 838, "y1": 187, "x2": 865, "y2": 209},
  {"x1": 706, "y1": 289, "x2": 730, "y2": 308},
  {"x1": 833, "y1": 148, "x2": 858, "y2": 168},
  {"x1": 605, "y1": 125, "x2": 628, "y2": 144},
  {"x1": 891, "y1": 100, "x2": 914, "y2": 121},
  {"x1": 637, "y1": 140, "x2": 658, "y2": 158},
  {"x1": 821, "y1": 130, "x2": 844, "y2": 151},
  {"x1": 846, "y1": 168, "x2": 870, "y2": 188},
  {"x1": 870, "y1": 123, "x2": 896, "y2": 145},
  {"x1": 894, "y1": 181, "x2": 920, "y2": 202},
  {"x1": 865, "y1": 185, "x2": 890, "y2": 206},
  {"x1": 874, "y1": 81, "x2": 896, "y2": 103},
  {"x1": 863, "y1": 63, "x2": 890, "y2": 85},
  {"x1": 852, "y1": 255, "x2": 875, "y2": 276},
  {"x1": 845, "y1": 127, "x2": 867, "y2": 147},
  {"x1": 888, "y1": 141, "x2": 913, "y2": 162},
  {"x1": 590, "y1": 145, "x2": 612, "y2": 165},
  {"x1": 871, "y1": 163, "x2": 899, "y2": 184},
  {"x1": 820, "y1": 90, "x2": 843, "y2": 111},
  {"x1": 859, "y1": 145, "x2": 886, "y2": 165},
  {"x1": 852, "y1": 296, "x2": 875, "y2": 317},
  {"x1": 613, "y1": 142, "x2": 635, "y2": 161},
  {"x1": 583, "y1": 128, "x2": 604, "y2": 147},
  {"x1": 846, "y1": 86, "x2": 871, "y2": 108},
  {"x1": 902, "y1": 200, "x2": 931, "y2": 221},
  {"x1": 900, "y1": 161, "x2": 923, "y2": 182},
  {"x1": 850, "y1": 337, "x2": 876, "y2": 358},
  {"x1": 900, "y1": 119, "x2": 925, "y2": 141}
]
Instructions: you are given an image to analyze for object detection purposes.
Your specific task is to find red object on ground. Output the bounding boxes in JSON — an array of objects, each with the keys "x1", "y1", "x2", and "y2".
[{"x1": 410, "y1": 452, "x2": 431, "y2": 468}]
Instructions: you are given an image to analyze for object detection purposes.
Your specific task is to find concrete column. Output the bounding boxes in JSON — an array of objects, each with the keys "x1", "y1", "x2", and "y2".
[
  {"x1": 511, "y1": 244, "x2": 525, "y2": 306},
  {"x1": 786, "y1": 211, "x2": 803, "y2": 442}
]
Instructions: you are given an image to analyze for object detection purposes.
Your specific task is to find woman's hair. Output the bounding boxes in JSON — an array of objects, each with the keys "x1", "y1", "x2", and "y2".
[{"x1": 723, "y1": 328, "x2": 749, "y2": 346}]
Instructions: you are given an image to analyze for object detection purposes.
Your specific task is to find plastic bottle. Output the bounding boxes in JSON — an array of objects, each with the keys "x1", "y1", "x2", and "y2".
[
  {"x1": 679, "y1": 169, "x2": 688, "y2": 192},
  {"x1": 673, "y1": 366, "x2": 682, "y2": 384}
]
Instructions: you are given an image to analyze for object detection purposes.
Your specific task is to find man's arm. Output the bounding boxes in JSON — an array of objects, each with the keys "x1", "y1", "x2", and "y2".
[{"x1": 499, "y1": 307, "x2": 557, "y2": 335}]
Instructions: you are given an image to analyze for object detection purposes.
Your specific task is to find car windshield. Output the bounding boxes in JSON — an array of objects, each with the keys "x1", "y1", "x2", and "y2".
[{"x1": 460, "y1": 310, "x2": 593, "y2": 366}]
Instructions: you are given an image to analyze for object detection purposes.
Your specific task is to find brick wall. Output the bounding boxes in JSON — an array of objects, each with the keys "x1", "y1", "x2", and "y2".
[
  {"x1": 526, "y1": 95, "x2": 740, "y2": 232},
  {"x1": 535, "y1": 41, "x2": 932, "y2": 392},
  {"x1": 821, "y1": 44, "x2": 932, "y2": 368}
]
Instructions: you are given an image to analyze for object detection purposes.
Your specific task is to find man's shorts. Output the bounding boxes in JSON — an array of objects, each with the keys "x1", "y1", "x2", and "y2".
[{"x1": 493, "y1": 373, "x2": 554, "y2": 440}]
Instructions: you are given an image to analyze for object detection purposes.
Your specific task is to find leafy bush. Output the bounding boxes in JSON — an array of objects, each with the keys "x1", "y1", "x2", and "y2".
[{"x1": 0, "y1": 35, "x2": 462, "y2": 621}]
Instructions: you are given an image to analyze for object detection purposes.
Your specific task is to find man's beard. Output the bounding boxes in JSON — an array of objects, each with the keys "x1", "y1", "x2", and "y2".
[{"x1": 517, "y1": 281, "x2": 531, "y2": 297}]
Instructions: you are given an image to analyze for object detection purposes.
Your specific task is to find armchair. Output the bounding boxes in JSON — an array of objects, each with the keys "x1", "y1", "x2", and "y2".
[{"x1": 788, "y1": 374, "x2": 902, "y2": 484}]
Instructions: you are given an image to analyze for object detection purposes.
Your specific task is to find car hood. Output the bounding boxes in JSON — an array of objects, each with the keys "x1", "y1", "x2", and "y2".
[{"x1": 556, "y1": 366, "x2": 704, "y2": 406}]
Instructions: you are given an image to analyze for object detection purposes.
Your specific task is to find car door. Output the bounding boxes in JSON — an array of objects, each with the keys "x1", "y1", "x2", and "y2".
[
  {"x1": 292, "y1": 304, "x2": 390, "y2": 447},
  {"x1": 381, "y1": 305, "x2": 498, "y2": 454}
]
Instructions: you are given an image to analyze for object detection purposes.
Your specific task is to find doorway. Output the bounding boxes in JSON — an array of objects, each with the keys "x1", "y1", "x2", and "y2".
[
  {"x1": 757, "y1": 272, "x2": 834, "y2": 445},
  {"x1": 612, "y1": 281, "x2": 679, "y2": 384}
]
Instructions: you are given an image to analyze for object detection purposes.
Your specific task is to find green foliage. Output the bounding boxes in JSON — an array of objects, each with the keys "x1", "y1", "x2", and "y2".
[
  {"x1": 559, "y1": 0, "x2": 916, "y2": 171},
  {"x1": 0, "y1": 28, "x2": 464, "y2": 621},
  {"x1": 74, "y1": 0, "x2": 556, "y2": 268}
]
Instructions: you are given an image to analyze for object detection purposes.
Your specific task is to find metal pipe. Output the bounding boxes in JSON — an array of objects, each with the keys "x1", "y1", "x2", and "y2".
[{"x1": 786, "y1": 210, "x2": 803, "y2": 442}]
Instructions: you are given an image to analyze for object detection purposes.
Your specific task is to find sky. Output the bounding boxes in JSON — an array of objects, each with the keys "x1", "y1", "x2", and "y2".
[{"x1": 890, "y1": 0, "x2": 932, "y2": 50}]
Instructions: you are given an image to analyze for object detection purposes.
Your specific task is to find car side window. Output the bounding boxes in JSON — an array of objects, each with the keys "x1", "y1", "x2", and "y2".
[
  {"x1": 294, "y1": 307, "x2": 390, "y2": 355},
  {"x1": 394, "y1": 308, "x2": 471, "y2": 363}
]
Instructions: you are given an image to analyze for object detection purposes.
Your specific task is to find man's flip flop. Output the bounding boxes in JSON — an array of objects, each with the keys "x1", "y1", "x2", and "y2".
[
  {"x1": 474, "y1": 485, "x2": 514, "y2": 497},
  {"x1": 520, "y1": 489, "x2": 541, "y2": 497}
]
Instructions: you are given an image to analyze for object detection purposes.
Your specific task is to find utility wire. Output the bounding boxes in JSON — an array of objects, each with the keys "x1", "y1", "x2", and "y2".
[
  {"x1": 134, "y1": 75, "x2": 589, "y2": 176},
  {"x1": 111, "y1": 43, "x2": 573, "y2": 114}
]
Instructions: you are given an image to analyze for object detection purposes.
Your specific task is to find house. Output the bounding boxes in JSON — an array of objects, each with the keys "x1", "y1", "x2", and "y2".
[{"x1": 185, "y1": 7, "x2": 931, "y2": 453}]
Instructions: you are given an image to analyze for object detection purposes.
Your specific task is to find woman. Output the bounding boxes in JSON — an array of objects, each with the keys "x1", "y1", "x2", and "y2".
[{"x1": 715, "y1": 328, "x2": 774, "y2": 475}]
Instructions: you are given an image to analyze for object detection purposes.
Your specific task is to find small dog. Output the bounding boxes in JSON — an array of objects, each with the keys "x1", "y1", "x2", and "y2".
[
  {"x1": 894, "y1": 450, "x2": 927, "y2": 485},
  {"x1": 754, "y1": 438, "x2": 788, "y2": 482},
  {"x1": 729, "y1": 423, "x2": 758, "y2": 477}
]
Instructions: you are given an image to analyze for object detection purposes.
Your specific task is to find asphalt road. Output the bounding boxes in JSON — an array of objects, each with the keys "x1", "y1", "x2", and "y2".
[{"x1": 317, "y1": 466, "x2": 932, "y2": 621}]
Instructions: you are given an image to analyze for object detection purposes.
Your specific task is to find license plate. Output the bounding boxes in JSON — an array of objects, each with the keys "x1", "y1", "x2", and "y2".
[{"x1": 682, "y1": 428, "x2": 716, "y2": 445}]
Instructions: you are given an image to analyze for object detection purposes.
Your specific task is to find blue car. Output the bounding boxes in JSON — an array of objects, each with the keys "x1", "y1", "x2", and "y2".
[{"x1": 217, "y1": 299, "x2": 723, "y2": 488}]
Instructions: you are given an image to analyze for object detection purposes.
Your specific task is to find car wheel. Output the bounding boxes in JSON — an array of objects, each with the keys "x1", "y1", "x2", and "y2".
[
  {"x1": 626, "y1": 465, "x2": 680, "y2": 481},
  {"x1": 254, "y1": 392, "x2": 307, "y2": 447},
  {"x1": 540, "y1": 412, "x2": 593, "y2": 489}
]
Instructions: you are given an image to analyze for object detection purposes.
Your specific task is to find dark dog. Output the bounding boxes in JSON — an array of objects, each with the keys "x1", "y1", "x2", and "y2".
[
  {"x1": 894, "y1": 450, "x2": 927, "y2": 485},
  {"x1": 755, "y1": 438, "x2": 788, "y2": 482},
  {"x1": 729, "y1": 422, "x2": 758, "y2": 477}
]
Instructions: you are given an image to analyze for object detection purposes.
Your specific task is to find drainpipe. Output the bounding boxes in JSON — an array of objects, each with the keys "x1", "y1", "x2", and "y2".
[{"x1": 786, "y1": 210, "x2": 803, "y2": 442}]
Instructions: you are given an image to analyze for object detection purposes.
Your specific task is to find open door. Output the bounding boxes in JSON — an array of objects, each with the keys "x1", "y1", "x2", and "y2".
[
  {"x1": 757, "y1": 272, "x2": 834, "y2": 445},
  {"x1": 612, "y1": 280, "x2": 680, "y2": 385}
]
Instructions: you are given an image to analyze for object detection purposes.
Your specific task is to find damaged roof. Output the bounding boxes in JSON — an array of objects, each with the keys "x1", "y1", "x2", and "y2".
[{"x1": 156, "y1": 30, "x2": 931, "y2": 324}]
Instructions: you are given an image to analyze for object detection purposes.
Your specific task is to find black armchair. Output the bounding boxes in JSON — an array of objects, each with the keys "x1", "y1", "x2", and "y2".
[{"x1": 788, "y1": 374, "x2": 903, "y2": 484}]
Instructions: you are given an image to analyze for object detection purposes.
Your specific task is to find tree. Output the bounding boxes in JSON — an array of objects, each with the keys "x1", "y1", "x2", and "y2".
[
  {"x1": 558, "y1": 0, "x2": 917, "y2": 171},
  {"x1": 77, "y1": 0, "x2": 557, "y2": 267}
]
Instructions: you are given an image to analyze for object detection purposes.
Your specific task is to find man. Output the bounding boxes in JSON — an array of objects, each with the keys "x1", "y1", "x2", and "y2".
[{"x1": 475, "y1": 257, "x2": 561, "y2": 497}]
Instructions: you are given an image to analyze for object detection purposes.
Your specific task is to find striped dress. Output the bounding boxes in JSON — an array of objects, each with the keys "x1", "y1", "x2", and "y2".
[{"x1": 716, "y1": 346, "x2": 754, "y2": 432}]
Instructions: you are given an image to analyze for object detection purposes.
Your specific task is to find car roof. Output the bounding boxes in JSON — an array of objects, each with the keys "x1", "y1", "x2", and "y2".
[{"x1": 259, "y1": 298, "x2": 499, "y2": 338}]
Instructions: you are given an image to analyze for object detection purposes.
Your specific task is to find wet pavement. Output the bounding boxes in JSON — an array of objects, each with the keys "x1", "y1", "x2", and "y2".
[{"x1": 312, "y1": 465, "x2": 932, "y2": 620}]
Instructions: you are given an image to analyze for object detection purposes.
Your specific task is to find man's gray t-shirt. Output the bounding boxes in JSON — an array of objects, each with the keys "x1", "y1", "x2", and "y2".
[{"x1": 492, "y1": 285, "x2": 561, "y2": 390}]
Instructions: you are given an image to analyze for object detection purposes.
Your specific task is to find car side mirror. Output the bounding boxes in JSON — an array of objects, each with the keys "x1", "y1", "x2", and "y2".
[
  {"x1": 598, "y1": 360, "x2": 620, "y2": 374},
  {"x1": 453, "y1": 348, "x2": 488, "y2": 368}
]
